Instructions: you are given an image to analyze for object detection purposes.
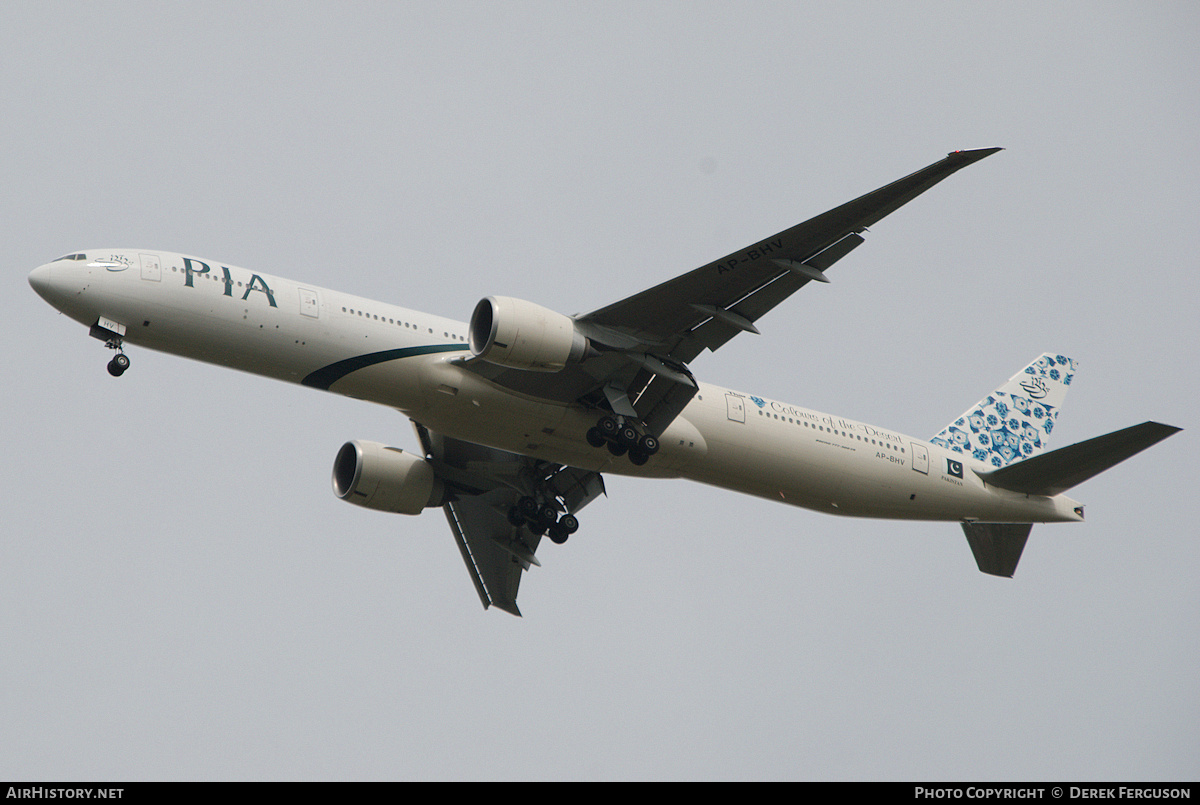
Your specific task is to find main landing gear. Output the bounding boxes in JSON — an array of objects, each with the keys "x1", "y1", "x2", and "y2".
[
  {"x1": 507, "y1": 495, "x2": 580, "y2": 544},
  {"x1": 586, "y1": 415, "x2": 660, "y2": 466}
]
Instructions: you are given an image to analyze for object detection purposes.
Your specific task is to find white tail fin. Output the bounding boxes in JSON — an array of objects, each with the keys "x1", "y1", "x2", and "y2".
[{"x1": 931, "y1": 353, "x2": 1077, "y2": 468}]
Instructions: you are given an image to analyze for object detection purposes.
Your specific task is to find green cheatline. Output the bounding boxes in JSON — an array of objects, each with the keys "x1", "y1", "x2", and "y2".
[{"x1": 302, "y1": 343, "x2": 469, "y2": 390}]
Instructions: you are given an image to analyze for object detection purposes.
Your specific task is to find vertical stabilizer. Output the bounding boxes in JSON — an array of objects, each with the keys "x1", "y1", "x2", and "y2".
[
  {"x1": 962, "y1": 522, "x2": 1033, "y2": 577},
  {"x1": 931, "y1": 354, "x2": 1076, "y2": 469}
]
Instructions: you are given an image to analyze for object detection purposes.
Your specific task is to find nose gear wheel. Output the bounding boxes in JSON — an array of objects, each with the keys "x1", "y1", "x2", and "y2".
[{"x1": 103, "y1": 335, "x2": 129, "y2": 377}]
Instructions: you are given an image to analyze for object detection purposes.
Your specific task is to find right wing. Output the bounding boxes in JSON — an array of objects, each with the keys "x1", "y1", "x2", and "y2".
[
  {"x1": 459, "y1": 149, "x2": 1002, "y2": 439},
  {"x1": 415, "y1": 423, "x2": 605, "y2": 616},
  {"x1": 579, "y1": 147, "x2": 1004, "y2": 364}
]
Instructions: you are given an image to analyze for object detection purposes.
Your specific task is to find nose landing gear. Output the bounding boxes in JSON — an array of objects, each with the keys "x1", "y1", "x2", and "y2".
[
  {"x1": 90, "y1": 319, "x2": 130, "y2": 377},
  {"x1": 107, "y1": 351, "x2": 130, "y2": 377}
]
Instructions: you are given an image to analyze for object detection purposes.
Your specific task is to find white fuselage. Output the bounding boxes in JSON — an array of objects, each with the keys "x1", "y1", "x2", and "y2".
[{"x1": 29, "y1": 250, "x2": 1083, "y2": 525}]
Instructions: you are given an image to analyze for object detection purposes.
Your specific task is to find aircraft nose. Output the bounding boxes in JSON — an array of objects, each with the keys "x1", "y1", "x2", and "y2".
[{"x1": 28, "y1": 263, "x2": 56, "y2": 302}]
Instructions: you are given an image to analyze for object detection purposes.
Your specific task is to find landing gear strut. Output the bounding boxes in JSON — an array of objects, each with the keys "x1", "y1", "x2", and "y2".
[{"x1": 587, "y1": 415, "x2": 659, "y2": 465}]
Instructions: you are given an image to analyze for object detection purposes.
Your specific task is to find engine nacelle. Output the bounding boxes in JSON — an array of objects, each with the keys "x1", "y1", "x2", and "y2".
[
  {"x1": 469, "y1": 296, "x2": 590, "y2": 372},
  {"x1": 332, "y1": 440, "x2": 443, "y2": 515}
]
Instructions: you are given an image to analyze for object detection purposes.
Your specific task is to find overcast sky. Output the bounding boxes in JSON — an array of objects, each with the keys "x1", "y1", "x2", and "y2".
[{"x1": 3, "y1": 1, "x2": 1196, "y2": 781}]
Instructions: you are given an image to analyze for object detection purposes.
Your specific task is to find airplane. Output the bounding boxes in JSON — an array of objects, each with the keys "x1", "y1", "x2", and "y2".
[{"x1": 28, "y1": 147, "x2": 1181, "y2": 616}]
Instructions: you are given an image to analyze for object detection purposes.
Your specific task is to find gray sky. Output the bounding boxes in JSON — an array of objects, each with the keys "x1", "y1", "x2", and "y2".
[{"x1": 3, "y1": 1, "x2": 1197, "y2": 781}]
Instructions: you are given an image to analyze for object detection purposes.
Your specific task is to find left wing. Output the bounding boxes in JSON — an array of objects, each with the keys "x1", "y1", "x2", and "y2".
[
  {"x1": 460, "y1": 148, "x2": 1001, "y2": 443},
  {"x1": 415, "y1": 423, "x2": 605, "y2": 616}
]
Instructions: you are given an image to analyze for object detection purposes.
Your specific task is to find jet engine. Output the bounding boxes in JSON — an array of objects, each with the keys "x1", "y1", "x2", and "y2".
[
  {"x1": 469, "y1": 296, "x2": 592, "y2": 372},
  {"x1": 332, "y1": 440, "x2": 443, "y2": 515}
]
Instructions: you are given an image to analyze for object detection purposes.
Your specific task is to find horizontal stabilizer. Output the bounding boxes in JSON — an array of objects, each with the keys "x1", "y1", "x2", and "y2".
[
  {"x1": 962, "y1": 522, "x2": 1033, "y2": 577},
  {"x1": 978, "y1": 421, "x2": 1181, "y2": 496}
]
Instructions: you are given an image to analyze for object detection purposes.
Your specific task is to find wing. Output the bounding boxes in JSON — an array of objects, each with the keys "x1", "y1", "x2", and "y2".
[
  {"x1": 461, "y1": 148, "x2": 1001, "y2": 437},
  {"x1": 415, "y1": 423, "x2": 605, "y2": 616},
  {"x1": 581, "y1": 148, "x2": 1002, "y2": 362}
]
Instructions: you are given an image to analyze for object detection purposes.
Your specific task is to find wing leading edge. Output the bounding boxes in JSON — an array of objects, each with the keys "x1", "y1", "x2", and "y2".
[
  {"x1": 460, "y1": 149, "x2": 1002, "y2": 442},
  {"x1": 580, "y1": 147, "x2": 1003, "y2": 363}
]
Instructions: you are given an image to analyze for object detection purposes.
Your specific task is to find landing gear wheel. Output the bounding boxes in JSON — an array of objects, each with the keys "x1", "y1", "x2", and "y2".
[
  {"x1": 548, "y1": 512, "x2": 579, "y2": 544},
  {"x1": 107, "y1": 353, "x2": 129, "y2": 377},
  {"x1": 628, "y1": 450, "x2": 649, "y2": 466},
  {"x1": 597, "y1": 416, "x2": 620, "y2": 439},
  {"x1": 507, "y1": 506, "x2": 526, "y2": 527},
  {"x1": 518, "y1": 496, "x2": 539, "y2": 518},
  {"x1": 606, "y1": 440, "x2": 628, "y2": 457},
  {"x1": 586, "y1": 427, "x2": 606, "y2": 448},
  {"x1": 619, "y1": 425, "x2": 640, "y2": 448},
  {"x1": 637, "y1": 434, "x2": 660, "y2": 455}
]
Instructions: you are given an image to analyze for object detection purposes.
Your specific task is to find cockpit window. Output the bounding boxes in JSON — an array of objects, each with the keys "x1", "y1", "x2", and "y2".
[{"x1": 53, "y1": 253, "x2": 88, "y2": 262}]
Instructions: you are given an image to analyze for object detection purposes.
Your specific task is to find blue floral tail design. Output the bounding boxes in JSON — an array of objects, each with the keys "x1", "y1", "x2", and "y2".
[{"x1": 930, "y1": 353, "x2": 1077, "y2": 469}]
